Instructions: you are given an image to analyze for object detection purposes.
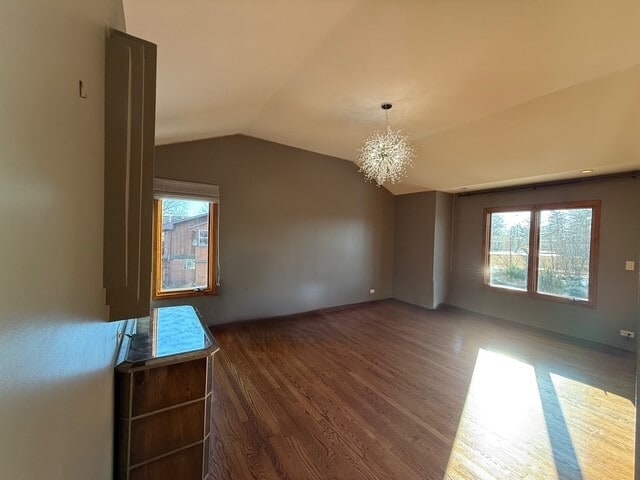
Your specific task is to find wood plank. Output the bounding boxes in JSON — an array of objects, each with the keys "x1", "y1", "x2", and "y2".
[
  {"x1": 129, "y1": 443, "x2": 203, "y2": 480},
  {"x1": 130, "y1": 401, "x2": 204, "y2": 465},
  {"x1": 130, "y1": 358, "x2": 206, "y2": 416},
  {"x1": 209, "y1": 300, "x2": 635, "y2": 479}
]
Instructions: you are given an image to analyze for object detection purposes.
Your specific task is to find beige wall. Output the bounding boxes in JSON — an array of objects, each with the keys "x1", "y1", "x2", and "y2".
[
  {"x1": 0, "y1": 1, "x2": 125, "y2": 479},
  {"x1": 448, "y1": 178, "x2": 640, "y2": 350},
  {"x1": 154, "y1": 135, "x2": 395, "y2": 323}
]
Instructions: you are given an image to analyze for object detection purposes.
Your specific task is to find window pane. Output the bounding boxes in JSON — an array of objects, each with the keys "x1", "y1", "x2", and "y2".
[
  {"x1": 537, "y1": 208, "x2": 592, "y2": 301},
  {"x1": 159, "y1": 198, "x2": 210, "y2": 292},
  {"x1": 488, "y1": 211, "x2": 530, "y2": 291}
]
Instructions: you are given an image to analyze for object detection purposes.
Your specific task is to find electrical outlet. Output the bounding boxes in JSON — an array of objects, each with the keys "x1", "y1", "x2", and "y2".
[
  {"x1": 620, "y1": 330, "x2": 635, "y2": 338},
  {"x1": 369, "y1": 288, "x2": 375, "y2": 294},
  {"x1": 625, "y1": 260, "x2": 635, "y2": 271}
]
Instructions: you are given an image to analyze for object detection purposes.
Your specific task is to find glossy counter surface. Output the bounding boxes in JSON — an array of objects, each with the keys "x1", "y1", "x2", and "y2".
[{"x1": 116, "y1": 305, "x2": 219, "y2": 371}]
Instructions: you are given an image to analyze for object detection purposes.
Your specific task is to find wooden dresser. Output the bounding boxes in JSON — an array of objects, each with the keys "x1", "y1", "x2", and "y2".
[{"x1": 115, "y1": 306, "x2": 219, "y2": 480}]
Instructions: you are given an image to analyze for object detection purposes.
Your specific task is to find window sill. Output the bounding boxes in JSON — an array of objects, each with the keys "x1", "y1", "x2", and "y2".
[
  {"x1": 484, "y1": 284, "x2": 596, "y2": 309},
  {"x1": 152, "y1": 287, "x2": 218, "y2": 301}
]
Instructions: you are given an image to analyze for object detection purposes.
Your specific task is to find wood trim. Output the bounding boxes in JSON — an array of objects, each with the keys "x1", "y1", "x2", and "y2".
[
  {"x1": 528, "y1": 210, "x2": 539, "y2": 294},
  {"x1": 482, "y1": 208, "x2": 491, "y2": 285},
  {"x1": 131, "y1": 396, "x2": 208, "y2": 421},
  {"x1": 485, "y1": 285, "x2": 597, "y2": 309},
  {"x1": 482, "y1": 200, "x2": 601, "y2": 308},
  {"x1": 209, "y1": 203, "x2": 219, "y2": 295},
  {"x1": 483, "y1": 199, "x2": 599, "y2": 214},
  {"x1": 129, "y1": 437, "x2": 209, "y2": 471},
  {"x1": 482, "y1": 206, "x2": 531, "y2": 294},
  {"x1": 587, "y1": 200, "x2": 601, "y2": 308},
  {"x1": 457, "y1": 169, "x2": 640, "y2": 197},
  {"x1": 481, "y1": 210, "x2": 491, "y2": 285},
  {"x1": 152, "y1": 198, "x2": 162, "y2": 300},
  {"x1": 153, "y1": 289, "x2": 215, "y2": 300},
  {"x1": 152, "y1": 200, "x2": 218, "y2": 300}
]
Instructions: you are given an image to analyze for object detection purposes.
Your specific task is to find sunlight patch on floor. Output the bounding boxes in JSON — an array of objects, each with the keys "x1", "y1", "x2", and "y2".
[
  {"x1": 445, "y1": 349, "x2": 558, "y2": 479},
  {"x1": 548, "y1": 373, "x2": 635, "y2": 478},
  {"x1": 445, "y1": 349, "x2": 635, "y2": 479}
]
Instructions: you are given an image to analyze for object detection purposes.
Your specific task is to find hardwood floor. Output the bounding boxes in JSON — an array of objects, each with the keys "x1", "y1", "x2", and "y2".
[{"x1": 208, "y1": 300, "x2": 635, "y2": 479}]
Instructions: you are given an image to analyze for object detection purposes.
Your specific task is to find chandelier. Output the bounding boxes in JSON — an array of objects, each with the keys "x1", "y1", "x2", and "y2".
[{"x1": 357, "y1": 102, "x2": 415, "y2": 186}]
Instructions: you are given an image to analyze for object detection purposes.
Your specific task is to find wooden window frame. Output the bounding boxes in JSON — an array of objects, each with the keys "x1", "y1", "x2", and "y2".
[
  {"x1": 152, "y1": 198, "x2": 218, "y2": 300},
  {"x1": 482, "y1": 200, "x2": 600, "y2": 308}
]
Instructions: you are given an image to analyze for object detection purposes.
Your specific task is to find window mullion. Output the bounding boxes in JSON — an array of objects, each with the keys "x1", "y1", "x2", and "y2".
[
  {"x1": 528, "y1": 209, "x2": 540, "y2": 294},
  {"x1": 482, "y1": 201, "x2": 599, "y2": 306},
  {"x1": 211, "y1": 203, "x2": 219, "y2": 291}
]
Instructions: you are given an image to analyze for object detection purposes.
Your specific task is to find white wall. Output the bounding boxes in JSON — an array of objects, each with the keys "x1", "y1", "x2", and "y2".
[{"x1": 0, "y1": 1, "x2": 125, "y2": 478}]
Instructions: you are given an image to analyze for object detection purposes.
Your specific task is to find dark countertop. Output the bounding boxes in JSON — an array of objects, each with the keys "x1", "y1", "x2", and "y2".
[{"x1": 116, "y1": 305, "x2": 219, "y2": 372}]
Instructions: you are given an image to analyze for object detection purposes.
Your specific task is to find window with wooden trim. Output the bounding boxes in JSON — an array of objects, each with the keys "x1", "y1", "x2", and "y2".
[
  {"x1": 153, "y1": 197, "x2": 218, "y2": 299},
  {"x1": 483, "y1": 200, "x2": 600, "y2": 306}
]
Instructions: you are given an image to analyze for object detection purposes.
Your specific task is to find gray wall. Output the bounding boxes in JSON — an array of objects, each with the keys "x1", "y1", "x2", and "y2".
[
  {"x1": 637, "y1": 328, "x2": 640, "y2": 480},
  {"x1": 393, "y1": 192, "x2": 435, "y2": 307},
  {"x1": 154, "y1": 135, "x2": 395, "y2": 324},
  {"x1": 433, "y1": 192, "x2": 453, "y2": 307},
  {"x1": 393, "y1": 191, "x2": 452, "y2": 309},
  {"x1": 0, "y1": 0, "x2": 125, "y2": 478},
  {"x1": 449, "y1": 177, "x2": 640, "y2": 350}
]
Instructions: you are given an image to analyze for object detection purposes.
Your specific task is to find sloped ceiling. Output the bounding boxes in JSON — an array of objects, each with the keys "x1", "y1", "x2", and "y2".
[{"x1": 124, "y1": 0, "x2": 640, "y2": 193}]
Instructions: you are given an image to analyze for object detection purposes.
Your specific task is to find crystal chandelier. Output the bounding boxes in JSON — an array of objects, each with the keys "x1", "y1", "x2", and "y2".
[{"x1": 357, "y1": 102, "x2": 415, "y2": 186}]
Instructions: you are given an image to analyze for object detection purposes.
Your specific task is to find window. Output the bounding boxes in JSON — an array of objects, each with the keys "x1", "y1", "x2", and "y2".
[
  {"x1": 198, "y1": 229, "x2": 209, "y2": 246},
  {"x1": 483, "y1": 201, "x2": 600, "y2": 306},
  {"x1": 153, "y1": 179, "x2": 219, "y2": 299}
]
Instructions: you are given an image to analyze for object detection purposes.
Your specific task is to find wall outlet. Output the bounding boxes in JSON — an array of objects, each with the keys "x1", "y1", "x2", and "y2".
[
  {"x1": 620, "y1": 330, "x2": 635, "y2": 338},
  {"x1": 369, "y1": 288, "x2": 375, "y2": 294},
  {"x1": 625, "y1": 260, "x2": 635, "y2": 271}
]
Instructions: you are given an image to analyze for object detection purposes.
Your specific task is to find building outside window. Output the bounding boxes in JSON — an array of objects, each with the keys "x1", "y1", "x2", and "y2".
[{"x1": 153, "y1": 179, "x2": 219, "y2": 299}]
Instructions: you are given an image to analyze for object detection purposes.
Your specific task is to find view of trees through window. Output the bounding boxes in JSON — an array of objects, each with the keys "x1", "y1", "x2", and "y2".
[
  {"x1": 488, "y1": 211, "x2": 530, "y2": 290},
  {"x1": 537, "y1": 208, "x2": 592, "y2": 300},
  {"x1": 486, "y1": 203, "x2": 597, "y2": 303}
]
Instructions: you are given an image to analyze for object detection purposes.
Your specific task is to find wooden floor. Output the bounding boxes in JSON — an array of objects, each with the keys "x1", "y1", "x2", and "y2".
[{"x1": 208, "y1": 300, "x2": 635, "y2": 479}]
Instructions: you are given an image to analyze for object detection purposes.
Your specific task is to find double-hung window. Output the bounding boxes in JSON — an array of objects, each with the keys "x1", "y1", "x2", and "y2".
[
  {"x1": 153, "y1": 178, "x2": 219, "y2": 299},
  {"x1": 483, "y1": 200, "x2": 600, "y2": 306}
]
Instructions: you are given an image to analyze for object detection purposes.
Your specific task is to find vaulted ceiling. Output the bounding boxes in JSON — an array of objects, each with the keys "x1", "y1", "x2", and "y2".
[{"x1": 124, "y1": 0, "x2": 640, "y2": 194}]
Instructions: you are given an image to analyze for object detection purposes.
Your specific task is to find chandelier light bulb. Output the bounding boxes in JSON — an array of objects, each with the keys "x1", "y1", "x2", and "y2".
[{"x1": 357, "y1": 103, "x2": 415, "y2": 186}]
